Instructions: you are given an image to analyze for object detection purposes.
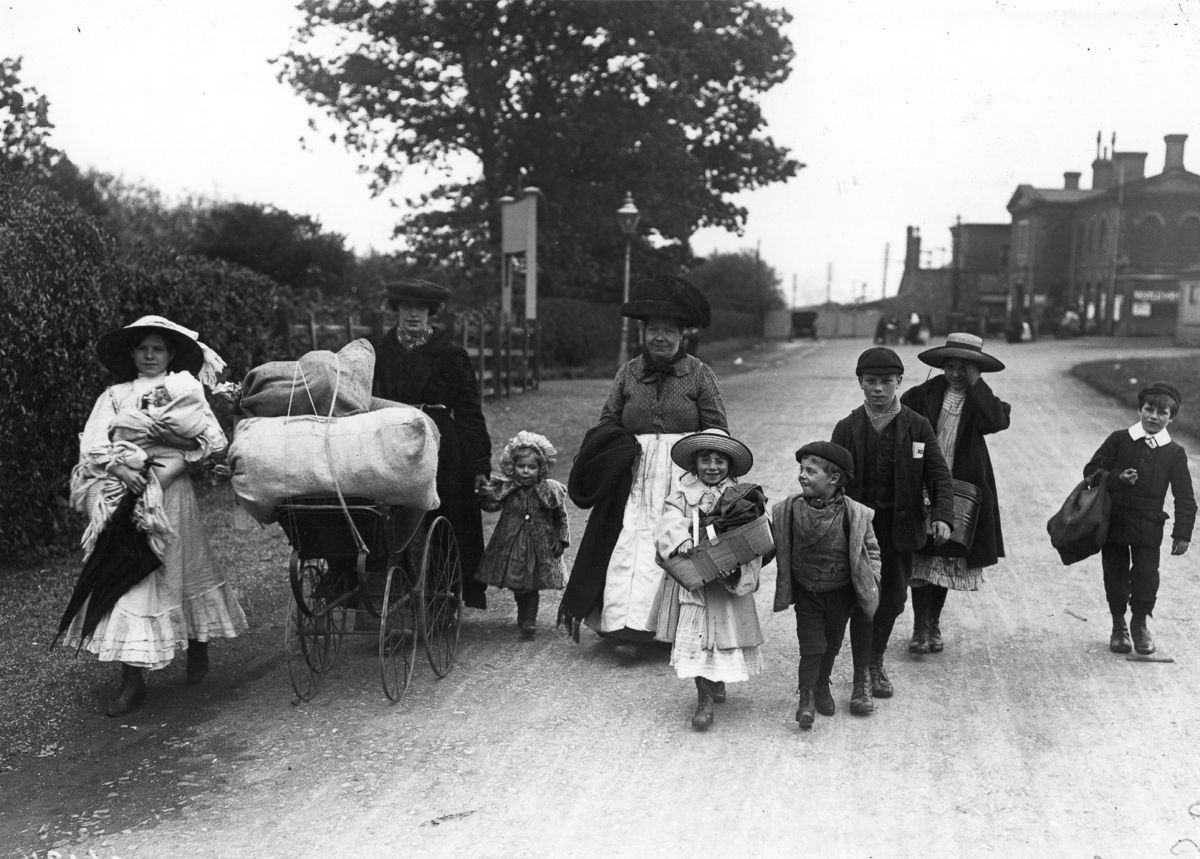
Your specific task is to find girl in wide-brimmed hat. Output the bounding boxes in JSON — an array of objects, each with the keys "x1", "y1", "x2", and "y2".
[
  {"x1": 902, "y1": 332, "x2": 1011, "y2": 658},
  {"x1": 59, "y1": 316, "x2": 246, "y2": 716},
  {"x1": 653, "y1": 429, "x2": 765, "y2": 731}
]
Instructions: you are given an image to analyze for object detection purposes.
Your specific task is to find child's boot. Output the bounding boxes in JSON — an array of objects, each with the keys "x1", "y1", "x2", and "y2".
[
  {"x1": 106, "y1": 663, "x2": 147, "y2": 717},
  {"x1": 927, "y1": 586, "x2": 947, "y2": 653},
  {"x1": 515, "y1": 591, "x2": 540, "y2": 638},
  {"x1": 1130, "y1": 612, "x2": 1155, "y2": 655},
  {"x1": 796, "y1": 687, "x2": 815, "y2": 729},
  {"x1": 1109, "y1": 613, "x2": 1132, "y2": 654},
  {"x1": 814, "y1": 653, "x2": 836, "y2": 716},
  {"x1": 849, "y1": 668, "x2": 874, "y2": 716},
  {"x1": 710, "y1": 681, "x2": 726, "y2": 703},
  {"x1": 691, "y1": 678, "x2": 714, "y2": 730},
  {"x1": 868, "y1": 653, "x2": 893, "y2": 698},
  {"x1": 908, "y1": 588, "x2": 930, "y2": 655}
]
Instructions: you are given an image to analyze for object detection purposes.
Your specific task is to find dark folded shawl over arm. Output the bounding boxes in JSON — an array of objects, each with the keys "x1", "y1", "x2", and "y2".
[{"x1": 557, "y1": 424, "x2": 641, "y2": 634}]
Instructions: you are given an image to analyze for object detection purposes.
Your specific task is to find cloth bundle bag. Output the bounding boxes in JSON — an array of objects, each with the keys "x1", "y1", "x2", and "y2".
[
  {"x1": 239, "y1": 338, "x2": 375, "y2": 418},
  {"x1": 228, "y1": 406, "x2": 441, "y2": 523},
  {"x1": 1046, "y1": 471, "x2": 1110, "y2": 565}
]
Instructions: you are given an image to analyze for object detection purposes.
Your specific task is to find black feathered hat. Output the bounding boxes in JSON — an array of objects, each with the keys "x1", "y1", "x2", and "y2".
[{"x1": 620, "y1": 275, "x2": 711, "y2": 329}]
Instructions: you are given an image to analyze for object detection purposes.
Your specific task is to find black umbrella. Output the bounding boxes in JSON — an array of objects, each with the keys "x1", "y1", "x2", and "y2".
[{"x1": 52, "y1": 460, "x2": 164, "y2": 651}]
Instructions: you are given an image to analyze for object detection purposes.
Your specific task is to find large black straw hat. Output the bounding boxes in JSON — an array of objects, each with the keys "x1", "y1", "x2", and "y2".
[{"x1": 620, "y1": 275, "x2": 711, "y2": 329}]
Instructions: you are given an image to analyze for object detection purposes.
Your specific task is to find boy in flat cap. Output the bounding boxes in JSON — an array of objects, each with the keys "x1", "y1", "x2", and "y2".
[
  {"x1": 773, "y1": 441, "x2": 881, "y2": 727},
  {"x1": 830, "y1": 347, "x2": 954, "y2": 701},
  {"x1": 1083, "y1": 381, "x2": 1195, "y2": 655}
]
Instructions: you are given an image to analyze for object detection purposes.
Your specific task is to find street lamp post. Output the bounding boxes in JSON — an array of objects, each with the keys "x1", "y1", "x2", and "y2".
[{"x1": 616, "y1": 191, "x2": 641, "y2": 367}]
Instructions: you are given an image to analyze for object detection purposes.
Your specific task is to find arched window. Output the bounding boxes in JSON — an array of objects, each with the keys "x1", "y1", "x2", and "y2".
[
  {"x1": 1131, "y1": 214, "x2": 1165, "y2": 266},
  {"x1": 1098, "y1": 218, "x2": 1108, "y2": 252},
  {"x1": 1086, "y1": 220, "x2": 1097, "y2": 255},
  {"x1": 1075, "y1": 222, "x2": 1086, "y2": 256},
  {"x1": 1178, "y1": 215, "x2": 1200, "y2": 266}
]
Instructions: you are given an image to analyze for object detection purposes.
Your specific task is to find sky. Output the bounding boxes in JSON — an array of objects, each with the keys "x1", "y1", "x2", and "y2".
[{"x1": 4, "y1": 0, "x2": 1200, "y2": 307}]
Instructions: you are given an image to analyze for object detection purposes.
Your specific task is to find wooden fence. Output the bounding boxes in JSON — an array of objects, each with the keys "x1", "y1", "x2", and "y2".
[{"x1": 282, "y1": 310, "x2": 539, "y2": 398}]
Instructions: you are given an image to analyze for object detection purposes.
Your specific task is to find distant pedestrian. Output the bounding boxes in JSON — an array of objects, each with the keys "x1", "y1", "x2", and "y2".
[
  {"x1": 830, "y1": 347, "x2": 954, "y2": 702},
  {"x1": 654, "y1": 430, "x2": 765, "y2": 730},
  {"x1": 476, "y1": 431, "x2": 570, "y2": 638},
  {"x1": 772, "y1": 441, "x2": 880, "y2": 729},
  {"x1": 1082, "y1": 382, "x2": 1195, "y2": 655},
  {"x1": 902, "y1": 333, "x2": 1011, "y2": 656}
]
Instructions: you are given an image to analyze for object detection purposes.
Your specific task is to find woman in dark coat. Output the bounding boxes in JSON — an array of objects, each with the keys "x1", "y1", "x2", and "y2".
[
  {"x1": 900, "y1": 333, "x2": 1010, "y2": 655},
  {"x1": 370, "y1": 279, "x2": 492, "y2": 609}
]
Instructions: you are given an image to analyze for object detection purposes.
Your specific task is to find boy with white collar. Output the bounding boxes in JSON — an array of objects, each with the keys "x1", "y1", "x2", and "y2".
[{"x1": 1084, "y1": 382, "x2": 1195, "y2": 655}]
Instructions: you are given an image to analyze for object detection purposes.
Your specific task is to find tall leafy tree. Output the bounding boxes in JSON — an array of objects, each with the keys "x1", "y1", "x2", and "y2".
[
  {"x1": 277, "y1": 0, "x2": 800, "y2": 305},
  {"x1": 191, "y1": 202, "x2": 355, "y2": 306},
  {"x1": 689, "y1": 249, "x2": 785, "y2": 318},
  {"x1": 1, "y1": 56, "x2": 106, "y2": 216}
]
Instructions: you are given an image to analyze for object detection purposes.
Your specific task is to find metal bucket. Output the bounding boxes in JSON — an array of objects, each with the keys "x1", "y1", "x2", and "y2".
[{"x1": 925, "y1": 479, "x2": 982, "y2": 558}]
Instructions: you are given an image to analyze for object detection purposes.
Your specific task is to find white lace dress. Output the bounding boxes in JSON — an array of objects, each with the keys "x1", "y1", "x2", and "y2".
[{"x1": 63, "y1": 373, "x2": 248, "y2": 669}]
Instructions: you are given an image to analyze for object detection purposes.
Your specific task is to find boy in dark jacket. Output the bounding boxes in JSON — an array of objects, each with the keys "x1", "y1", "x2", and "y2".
[
  {"x1": 831, "y1": 347, "x2": 955, "y2": 700},
  {"x1": 1083, "y1": 382, "x2": 1195, "y2": 655}
]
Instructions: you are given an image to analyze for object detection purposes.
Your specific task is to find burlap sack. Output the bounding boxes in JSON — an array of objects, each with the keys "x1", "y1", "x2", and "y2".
[
  {"x1": 239, "y1": 338, "x2": 375, "y2": 418},
  {"x1": 228, "y1": 405, "x2": 441, "y2": 523}
]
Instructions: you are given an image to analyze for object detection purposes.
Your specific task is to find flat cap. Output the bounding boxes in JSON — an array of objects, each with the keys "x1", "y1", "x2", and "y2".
[
  {"x1": 856, "y1": 346, "x2": 904, "y2": 376},
  {"x1": 385, "y1": 279, "x2": 451, "y2": 309},
  {"x1": 1138, "y1": 381, "x2": 1182, "y2": 410},
  {"x1": 795, "y1": 440, "x2": 854, "y2": 482}
]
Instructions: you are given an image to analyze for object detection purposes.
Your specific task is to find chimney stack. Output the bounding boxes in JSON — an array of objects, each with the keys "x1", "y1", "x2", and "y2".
[
  {"x1": 1064, "y1": 171, "x2": 1081, "y2": 190},
  {"x1": 1165, "y1": 133, "x2": 1188, "y2": 172},
  {"x1": 1113, "y1": 151, "x2": 1147, "y2": 184},
  {"x1": 1092, "y1": 156, "x2": 1115, "y2": 190},
  {"x1": 904, "y1": 226, "x2": 921, "y2": 273}
]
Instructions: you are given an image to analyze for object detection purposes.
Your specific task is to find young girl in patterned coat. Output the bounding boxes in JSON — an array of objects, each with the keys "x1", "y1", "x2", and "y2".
[
  {"x1": 655, "y1": 430, "x2": 764, "y2": 731},
  {"x1": 476, "y1": 432, "x2": 570, "y2": 637}
]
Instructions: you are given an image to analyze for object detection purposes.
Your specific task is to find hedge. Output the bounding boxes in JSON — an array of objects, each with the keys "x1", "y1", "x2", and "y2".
[{"x1": 0, "y1": 176, "x2": 289, "y2": 559}]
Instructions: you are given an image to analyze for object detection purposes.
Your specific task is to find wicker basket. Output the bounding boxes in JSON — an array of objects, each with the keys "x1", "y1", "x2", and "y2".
[{"x1": 663, "y1": 514, "x2": 774, "y2": 592}]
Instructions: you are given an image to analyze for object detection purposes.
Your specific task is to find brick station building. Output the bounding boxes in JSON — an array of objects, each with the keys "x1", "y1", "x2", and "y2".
[{"x1": 1006, "y1": 133, "x2": 1200, "y2": 336}]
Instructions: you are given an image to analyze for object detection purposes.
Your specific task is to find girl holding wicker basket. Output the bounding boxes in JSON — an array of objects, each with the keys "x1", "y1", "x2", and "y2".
[{"x1": 653, "y1": 430, "x2": 767, "y2": 731}]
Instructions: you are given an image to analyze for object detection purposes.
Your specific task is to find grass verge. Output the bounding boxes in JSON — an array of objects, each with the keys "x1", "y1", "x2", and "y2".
[{"x1": 1070, "y1": 354, "x2": 1200, "y2": 444}]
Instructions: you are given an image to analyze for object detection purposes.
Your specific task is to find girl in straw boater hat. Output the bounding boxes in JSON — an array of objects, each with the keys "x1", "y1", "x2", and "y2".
[
  {"x1": 901, "y1": 332, "x2": 1011, "y2": 659},
  {"x1": 653, "y1": 430, "x2": 765, "y2": 730}
]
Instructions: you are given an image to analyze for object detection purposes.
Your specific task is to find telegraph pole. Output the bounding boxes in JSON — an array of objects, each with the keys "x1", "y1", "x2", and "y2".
[
  {"x1": 881, "y1": 242, "x2": 890, "y2": 300},
  {"x1": 825, "y1": 262, "x2": 832, "y2": 304}
]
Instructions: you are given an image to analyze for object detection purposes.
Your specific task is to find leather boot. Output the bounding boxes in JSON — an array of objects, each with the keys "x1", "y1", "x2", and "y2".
[
  {"x1": 710, "y1": 681, "x2": 726, "y2": 704},
  {"x1": 516, "y1": 591, "x2": 540, "y2": 638},
  {"x1": 186, "y1": 639, "x2": 209, "y2": 685},
  {"x1": 908, "y1": 589, "x2": 930, "y2": 654},
  {"x1": 796, "y1": 687, "x2": 815, "y2": 729},
  {"x1": 1109, "y1": 616, "x2": 1132, "y2": 654},
  {"x1": 691, "y1": 677, "x2": 714, "y2": 730},
  {"x1": 814, "y1": 679, "x2": 835, "y2": 717},
  {"x1": 869, "y1": 654, "x2": 893, "y2": 698},
  {"x1": 849, "y1": 668, "x2": 874, "y2": 716},
  {"x1": 106, "y1": 664, "x2": 147, "y2": 717},
  {"x1": 1130, "y1": 613, "x2": 1155, "y2": 655}
]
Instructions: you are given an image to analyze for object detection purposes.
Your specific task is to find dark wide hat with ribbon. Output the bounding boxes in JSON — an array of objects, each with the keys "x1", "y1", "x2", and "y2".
[
  {"x1": 96, "y1": 315, "x2": 205, "y2": 380},
  {"x1": 620, "y1": 275, "x2": 712, "y2": 329},
  {"x1": 385, "y1": 279, "x2": 451, "y2": 314},
  {"x1": 918, "y1": 332, "x2": 1005, "y2": 373},
  {"x1": 671, "y1": 429, "x2": 754, "y2": 478},
  {"x1": 795, "y1": 440, "x2": 855, "y2": 482},
  {"x1": 1138, "y1": 381, "x2": 1182, "y2": 411}
]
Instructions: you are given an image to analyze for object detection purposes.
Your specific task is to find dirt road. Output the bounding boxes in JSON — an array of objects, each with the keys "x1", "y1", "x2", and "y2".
[{"x1": 4, "y1": 337, "x2": 1200, "y2": 857}]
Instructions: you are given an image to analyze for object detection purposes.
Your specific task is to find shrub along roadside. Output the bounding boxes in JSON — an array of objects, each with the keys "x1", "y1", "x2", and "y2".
[{"x1": 0, "y1": 175, "x2": 289, "y2": 559}]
